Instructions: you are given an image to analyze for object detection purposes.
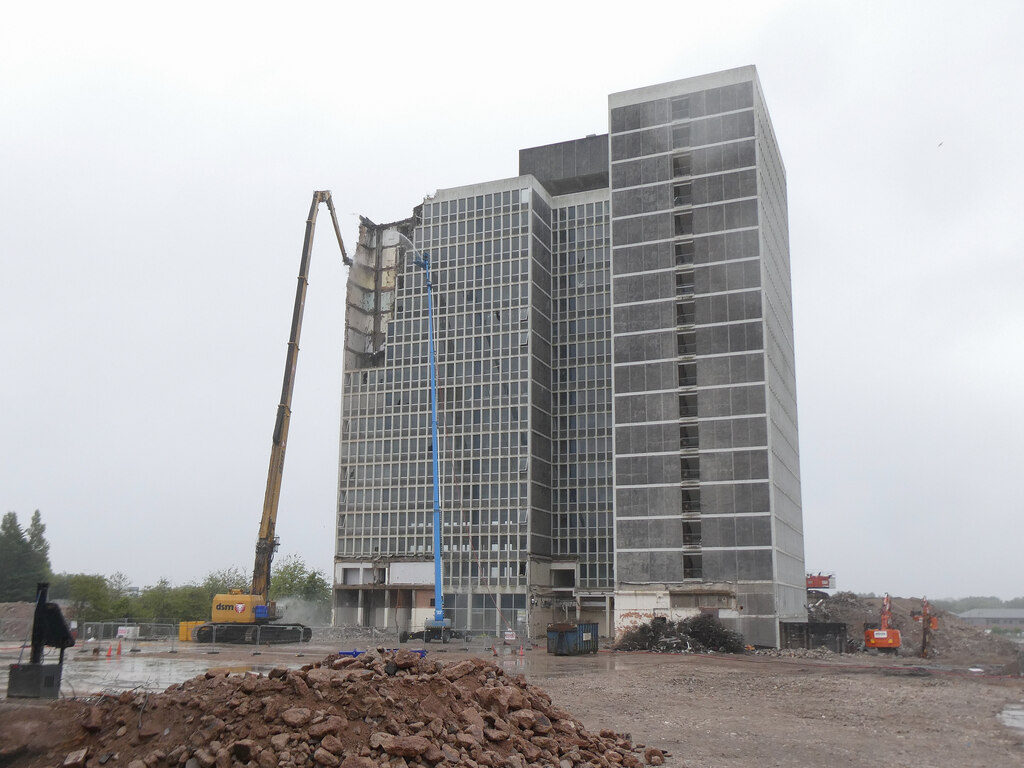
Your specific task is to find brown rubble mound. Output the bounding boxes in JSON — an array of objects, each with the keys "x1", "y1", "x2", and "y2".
[
  {"x1": 0, "y1": 601, "x2": 34, "y2": 641},
  {"x1": 2, "y1": 650, "x2": 664, "y2": 768},
  {"x1": 808, "y1": 592, "x2": 1018, "y2": 662}
]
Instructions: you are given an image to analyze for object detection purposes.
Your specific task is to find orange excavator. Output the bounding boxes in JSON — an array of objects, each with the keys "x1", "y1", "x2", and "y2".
[
  {"x1": 863, "y1": 593, "x2": 901, "y2": 653},
  {"x1": 912, "y1": 597, "x2": 939, "y2": 658}
]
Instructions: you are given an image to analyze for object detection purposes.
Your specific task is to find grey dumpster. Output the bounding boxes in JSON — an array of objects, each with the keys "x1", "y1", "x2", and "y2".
[{"x1": 546, "y1": 622, "x2": 599, "y2": 655}]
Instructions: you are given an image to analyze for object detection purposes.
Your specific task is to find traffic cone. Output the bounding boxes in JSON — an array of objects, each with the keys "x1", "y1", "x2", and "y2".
[
  {"x1": 491, "y1": 644, "x2": 498, "y2": 657},
  {"x1": 106, "y1": 644, "x2": 112, "y2": 657},
  {"x1": 117, "y1": 641, "x2": 122, "y2": 656}
]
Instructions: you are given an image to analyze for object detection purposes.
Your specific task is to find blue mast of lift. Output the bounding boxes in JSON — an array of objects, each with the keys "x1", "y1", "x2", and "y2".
[{"x1": 400, "y1": 233, "x2": 451, "y2": 640}]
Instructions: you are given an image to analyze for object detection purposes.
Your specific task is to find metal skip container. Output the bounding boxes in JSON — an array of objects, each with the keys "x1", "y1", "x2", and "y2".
[{"x1": 546, "y1": 622, "x2": 599, "y2": 656}]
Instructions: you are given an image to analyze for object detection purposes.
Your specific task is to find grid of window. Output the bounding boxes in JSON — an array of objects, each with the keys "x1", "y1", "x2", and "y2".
[
  {"x1": 337, "y1": 186, "x2": 538, "y2": 594},
  {"x1": 550, "y1": 198, "x2": 614, "y2": 589},
  {"x1": 610, "y1": 84, "x2": 763, "y2": 584}
]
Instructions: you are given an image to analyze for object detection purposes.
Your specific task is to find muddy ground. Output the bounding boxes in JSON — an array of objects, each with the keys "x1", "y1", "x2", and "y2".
[
  {"x1": 2, "y1": 639, "x2": 1022, "y2": 768},
  {"x1": 538, "y1": 651, "x2": 1024, "y2": 767}
]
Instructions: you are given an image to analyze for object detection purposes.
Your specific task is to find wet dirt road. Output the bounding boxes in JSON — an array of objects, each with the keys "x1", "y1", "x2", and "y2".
[{"x1": 3, "y1": 640, "x2": 1023, "y2": 767}]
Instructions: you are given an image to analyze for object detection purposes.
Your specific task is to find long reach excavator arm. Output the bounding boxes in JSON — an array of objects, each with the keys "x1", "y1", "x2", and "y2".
[{"x1": 251, "y1": 190, "x2": 349, "y2": 607}]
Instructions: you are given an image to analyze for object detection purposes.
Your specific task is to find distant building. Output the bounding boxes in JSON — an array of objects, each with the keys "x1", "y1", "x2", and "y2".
[
  {"x1": 334, "y1": 65, "x2": 805, "y2": 647},
  {"x1": 957, "y1": 609, "x2": 1024, "y2": 631}
]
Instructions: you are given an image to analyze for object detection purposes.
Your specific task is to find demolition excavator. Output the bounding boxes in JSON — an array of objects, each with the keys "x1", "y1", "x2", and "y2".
[
  {"x1": 193, "y1": 191, "x2": 348, "y2": 643},
  {"x1": 863, "y1": 593, "x2": 902, "y2": 653}
]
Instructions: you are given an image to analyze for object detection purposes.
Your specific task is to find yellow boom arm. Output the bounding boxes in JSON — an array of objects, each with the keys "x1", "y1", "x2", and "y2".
[{"x1": 251, "y1": 191, "x2": 348, "y2": 603}]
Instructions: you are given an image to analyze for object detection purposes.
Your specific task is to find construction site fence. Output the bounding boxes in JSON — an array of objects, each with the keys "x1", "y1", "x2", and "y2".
[
  {"x1": 3, "y1": 619, "x2": 531, "y2": 653},
  {"x1": 308, "y1": 627, "x2": 527, "y2": 648},
  {"x1": 78, "y1": 622, "x2": 180, "y2": 651}
]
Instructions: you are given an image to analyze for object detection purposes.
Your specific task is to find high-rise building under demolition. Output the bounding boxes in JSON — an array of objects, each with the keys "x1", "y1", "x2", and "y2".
[{"x1": 334, "y1": 66, "x2": 804, "y2": 646}]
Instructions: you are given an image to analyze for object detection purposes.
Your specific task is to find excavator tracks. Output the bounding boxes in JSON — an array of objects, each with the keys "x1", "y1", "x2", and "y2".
[{"x1": 192, "y1": 623, "x2": 312, "y2": 644}]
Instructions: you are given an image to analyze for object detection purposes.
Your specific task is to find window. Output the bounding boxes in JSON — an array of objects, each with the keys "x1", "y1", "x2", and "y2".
[
  {"x1": 681, "y1": 487, "x2": 700, "y2": 513},
  {"x1": 680, "y1": 424, "x2": 698, "y2": 450},
  {"x1": 680, "y1": 456, "x2": 700, "y2": 482},
  {"x1": 683, "y1": 553, "x2": 702, "y2": 579},
  {"x1": 677, "y1": 362, "x2": 696, "y2": 388},
  {"x1": 677, "y1": 330, "x2": 696, "y2": 356},
  {"x1": 675, "y1": 240, "x2": 695, "y2": 265},
  {"x1": 676, "y1": 300, "x2": 696, "y2": 326},
  {"x1": 671, "y1": 96, "x2": 690, "y2": 120},
  {"x1": 672, "y1": 153, "x2": 692, "y2": 178},
  {"x1": 673, "y1": 183, "x2": 692, "y2": 207},
  {"x1": 672, "y1": 124, "x2": 691, "y2": 148},
  {"x1": 673, "y1": 212, "x2": 693, "y2": 236},
  {"x1": 683, "y1": 520, "x2": 702, "y2": 546},
  {"x1": 678, "y1": 393, "x2": 698, "y2": 419}
]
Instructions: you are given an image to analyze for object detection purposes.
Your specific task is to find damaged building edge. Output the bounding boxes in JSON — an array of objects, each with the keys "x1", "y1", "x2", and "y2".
[
  {"x1": 335, "y1": 66, "x2": 805, "y2": 647},
  {"x1": 343, "y1": 213, "x2": 421, "y2": 372}
]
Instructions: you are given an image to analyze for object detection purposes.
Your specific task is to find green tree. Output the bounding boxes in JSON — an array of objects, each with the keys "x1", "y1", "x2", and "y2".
[
  {"x1": 136, "y1": 578, "x2": 175, "y2": 621},
  {"x1": 165, "y1": 583, "x2": 215, "y2": 621},
  {"x1": 47, "y1": 572, "x2": 73, "y2": 600},
  {"x1": 64, "y1": 574, "x2": 112, "y2": 622},
  {"x1": 270, "y1": 554, "x2": 331, "y2": 603},
  {"x1": 105, "y1": 572, "x2": 136, "y2": 618},
  {"x1": 0, "y1": 511, "x2": 49, "y2": 601},
  {"x1": 26, "y1": 510, "x2": 51, "y2": 580},
  {"x1": 269, "y1": 554, "x2": 331, "y2": 624},
  {"x1": 201, "y1": 566, "x2": 251, "y2": 596}
]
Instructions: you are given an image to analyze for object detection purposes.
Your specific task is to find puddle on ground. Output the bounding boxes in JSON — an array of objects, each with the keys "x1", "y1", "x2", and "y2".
[
  {"x1": 998, "y1": 703, "x2": 1024, "y2": 734},
  {"x1": 2, "y1": 640, "x2": 683, "y2": 696},
  {"x1": 2, "y1": 644, "x2": 296, "y2": 697},
  {"x1": 57, "y1": 654, "x2": 291, "y2": 696}
]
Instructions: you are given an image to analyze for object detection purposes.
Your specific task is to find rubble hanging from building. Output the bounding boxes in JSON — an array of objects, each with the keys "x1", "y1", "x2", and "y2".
[{"x1": 343, "y1": 215, "x2": 418, "y2": 371}]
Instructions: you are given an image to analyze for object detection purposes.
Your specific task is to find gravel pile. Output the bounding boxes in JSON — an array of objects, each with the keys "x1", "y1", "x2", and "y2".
[{"x1": 37, "y1": 651, "x2": 667, "y2": 768}]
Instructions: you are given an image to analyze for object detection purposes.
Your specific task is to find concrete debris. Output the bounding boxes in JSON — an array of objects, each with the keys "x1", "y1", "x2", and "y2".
[
  {"x1": 615, "y1": 614, "x2": 746, "y2": 654},
  {"x1": 808, "y1": 592, "x2": 1019, "y2": 661},
  {"x1": 14, "y1": 650, "x2": 667, "y2": 768},
  {"x1": 753, "y1": 647, "x2": 838, "y2": 660}
]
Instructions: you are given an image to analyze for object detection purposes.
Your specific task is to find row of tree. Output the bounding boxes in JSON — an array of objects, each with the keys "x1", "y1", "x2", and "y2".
[
  {"x1": 0, "y1": 511, "x2": 332, "y2": 624},
  {"x1": 0, "y1": 511, "x2": 51, "y2": 601}
]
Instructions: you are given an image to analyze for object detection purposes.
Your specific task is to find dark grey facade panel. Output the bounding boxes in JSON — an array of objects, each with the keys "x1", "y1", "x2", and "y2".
[
  {"x1": 519, "y1": 135, "x2": 610, "y2": 195},
  {"x1": 612, "y1": 330, "x2": 675, "y2": 364},
  {"x1": 611, "y1": 241, "x2": 675, "y2": 275},
  {"x1": 691, "y1": 139, "x2": 757, "y2": 175}
]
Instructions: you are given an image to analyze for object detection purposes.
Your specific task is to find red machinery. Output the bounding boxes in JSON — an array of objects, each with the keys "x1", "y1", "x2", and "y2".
[
  {"x1": 912, "y1": 597, "x2": 939, "y2": 658},
  {"x1": 864, "y1": 593, "x2": 902, "y2": 653},
  {"x1": 806, "y1": 573, "x2": 836, "y2": 590}
]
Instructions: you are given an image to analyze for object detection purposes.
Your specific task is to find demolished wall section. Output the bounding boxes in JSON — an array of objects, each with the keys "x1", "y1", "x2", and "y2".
[{"x1": 343, "y1": 214, "x2": 420, "y2": 371}]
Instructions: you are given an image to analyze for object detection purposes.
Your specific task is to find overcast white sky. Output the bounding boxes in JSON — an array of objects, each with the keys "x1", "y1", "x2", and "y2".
[{"x1": 2, "y1": 1, "x2": 1022, "y2": 600}]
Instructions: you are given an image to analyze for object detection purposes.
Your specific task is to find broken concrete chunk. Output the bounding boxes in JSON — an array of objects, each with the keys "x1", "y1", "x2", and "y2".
[
  {"x1": 309, "y1": 715, "x2": 348, "y2": 739},
  {"x1": 280, "y1": 707, "x2": 312, "y2": 727},
  {"x1": 314, "y1": 747, "x2": 341, "y2": 766}
]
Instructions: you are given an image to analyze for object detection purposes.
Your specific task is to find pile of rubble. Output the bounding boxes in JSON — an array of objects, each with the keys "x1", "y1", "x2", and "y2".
[
  {"x1": 615, "y1": 614, "x2": 746, "y2": 654},
  {"x1": 808, "y1": 592, "x2": 1018, "y2": 661},
  {"x1": 11, "y1": 651, "x2": 668, "y2": 768},
  {"x1": 0, "y1": 601, "x2": 33, "y2": 642}
]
